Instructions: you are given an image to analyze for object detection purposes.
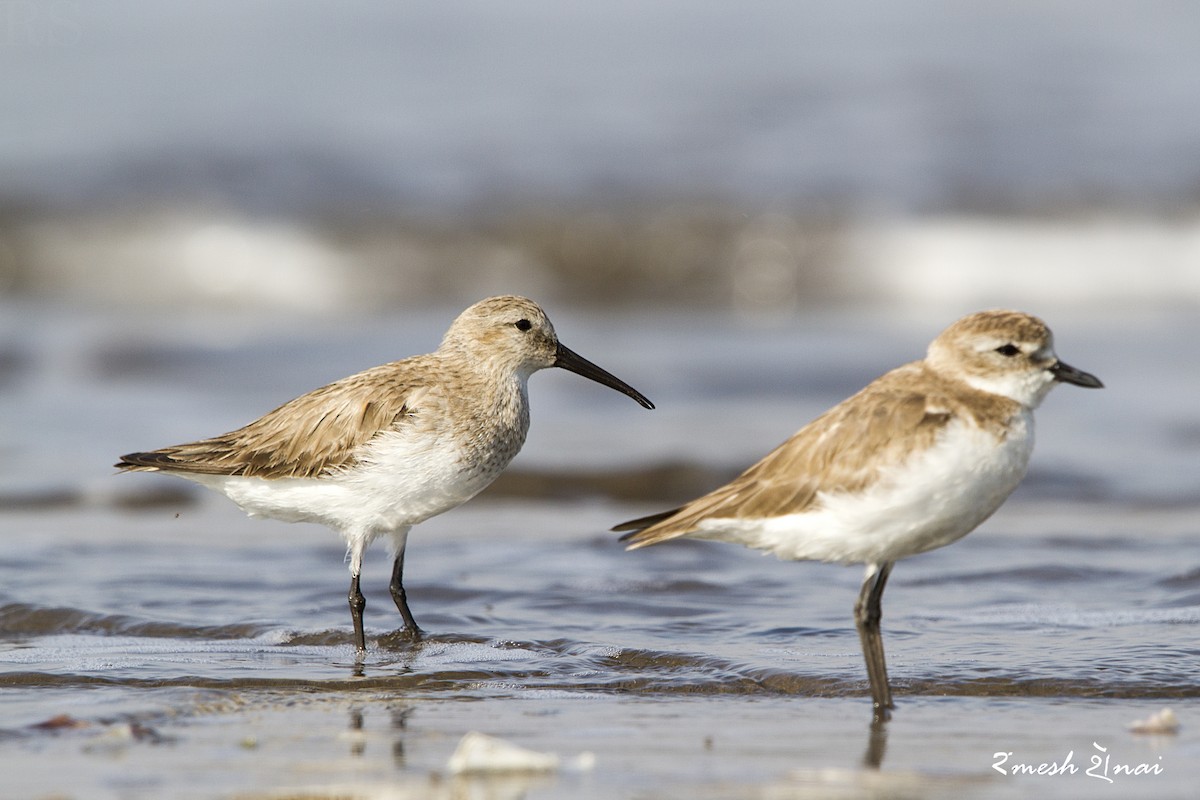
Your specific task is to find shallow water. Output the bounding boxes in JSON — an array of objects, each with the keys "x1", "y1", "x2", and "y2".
[{"x1": 2, "y1": 303, "x2": 1199, "y2": 797}]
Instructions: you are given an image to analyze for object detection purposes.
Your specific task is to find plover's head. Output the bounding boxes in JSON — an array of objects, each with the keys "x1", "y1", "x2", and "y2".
[
  {"x1": 926, "y1": 310, "x2": 1103, "y2": 407},
  {"x1": 442, "y1": 295, "x2": 654, "y2": 408}
]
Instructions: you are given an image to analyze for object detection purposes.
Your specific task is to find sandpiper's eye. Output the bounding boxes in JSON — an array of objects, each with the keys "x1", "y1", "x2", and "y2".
[
  {"x1": 995, "y1": 344, "x2": 1020, "y2": 357},
  {"x1": 514, "y1": 319, "x2": 532, "y2": 332}
]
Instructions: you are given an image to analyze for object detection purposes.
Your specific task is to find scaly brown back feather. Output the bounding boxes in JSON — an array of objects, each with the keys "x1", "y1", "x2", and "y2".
[{"x1": 115, "y1": 359, "x2": 433, "y2": 479}]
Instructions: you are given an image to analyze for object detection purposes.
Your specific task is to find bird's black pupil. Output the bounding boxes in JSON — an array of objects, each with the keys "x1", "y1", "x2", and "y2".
[
  {"x1": 515, "y1": 319, "x2": 532, "y2": 331},
  {"x1": 996, "y1": 344, "x2": 1020, "y2": 357}
]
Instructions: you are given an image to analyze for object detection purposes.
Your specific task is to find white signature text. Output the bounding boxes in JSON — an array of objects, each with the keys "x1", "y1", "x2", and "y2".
[{"x1": 993, "y1": 742, "x2": 1163, "y2": 783}]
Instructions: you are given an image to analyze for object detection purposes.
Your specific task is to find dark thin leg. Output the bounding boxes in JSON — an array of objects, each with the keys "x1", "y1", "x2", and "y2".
[
  {"x1": 389, "y1": 551, "x2": 423, "y2": 637},
  {"x1": 854, "y1": 561, "x2": 895, "y2": 720},
  {"x1": 348, "y1": 571, "x2": 366, "y2": 654}
]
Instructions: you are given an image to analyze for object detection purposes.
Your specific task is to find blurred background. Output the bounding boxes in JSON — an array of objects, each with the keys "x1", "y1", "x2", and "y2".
[
  {"x1": 5, "y1": 7, "x2": 1200, "y2": 792},
  {"x1": 2, "y1": 0, "x2": 1198, "y2": 503},
  {"x1": 3, "y1": 0, "x2": 1199, "y2": 317}
]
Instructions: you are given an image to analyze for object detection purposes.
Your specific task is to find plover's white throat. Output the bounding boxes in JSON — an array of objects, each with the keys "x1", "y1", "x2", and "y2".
[
  {"x1": 117, "y1": 295, "x2": 654, "y2": 654},
  {"x1": 615, "y1": 310, "x2": 1102, "y2": 718}
]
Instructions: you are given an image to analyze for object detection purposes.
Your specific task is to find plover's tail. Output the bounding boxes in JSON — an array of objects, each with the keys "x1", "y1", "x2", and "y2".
[
  {"x1": 114, "y1": 451, "x2": 172, "y2": 472},
  {"x1": 612, "y1": 507, "x2": 685, "y2": 548},
  {"x1": 114, "y1": 449, "x2": 238, "y2": 474}
]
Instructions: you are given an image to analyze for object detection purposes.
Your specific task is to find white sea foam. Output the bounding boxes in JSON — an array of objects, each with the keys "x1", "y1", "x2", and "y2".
[
  {"x1": 7, "y1": 211, "x2": 1198, "y2": 314},
  {"x1": 850, "y1": 216, "x2": 1200, "y2": 311},
  {"x1": 412, "y1": 641, "x2": 544, "y2": 666}
]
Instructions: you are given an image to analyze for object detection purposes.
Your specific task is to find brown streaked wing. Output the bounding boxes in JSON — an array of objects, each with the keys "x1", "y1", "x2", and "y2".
[
  {"x1": 620, "y1": 363, "x2": 989, "y2": 548},
  {"x1": 115, "y1": 360, "x2": 431, "y2": 479}
]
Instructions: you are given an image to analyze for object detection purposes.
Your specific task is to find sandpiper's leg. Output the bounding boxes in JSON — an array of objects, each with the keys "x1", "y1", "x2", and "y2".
[
  {"x1": 348, "y1": 570, "x2": 366, "y2": 653},
  {"x1": 389, "y1": 529, "x2": 422, "y2": 637},
  {"x1": 854, "y1": 561, "x2": 895, "y2": 719},
  {"x1": 347, "y1": 537, "x2": 368, "y2": 654}
]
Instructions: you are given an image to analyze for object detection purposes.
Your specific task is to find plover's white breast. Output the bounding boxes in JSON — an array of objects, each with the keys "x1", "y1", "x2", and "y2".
[
  {"x1": 614, "y1": 308, "x2": 1103, "y2": 715},
  {"x1": 691, "y1": 410, "x2": 1034, "y2": 564}
]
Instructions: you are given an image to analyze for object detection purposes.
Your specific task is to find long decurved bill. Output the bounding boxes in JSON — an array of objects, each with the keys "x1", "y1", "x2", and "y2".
[
  {"x1": 554, "y1": 343, "x2": 655, "y2": 409},
  {"x1": 1050, "y1": 360, "x2": 1103, "y2": 388}
]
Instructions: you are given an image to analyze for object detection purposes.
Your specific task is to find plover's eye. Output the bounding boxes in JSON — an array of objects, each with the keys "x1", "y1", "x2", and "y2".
[
  {"x1": 994, "y1": 344, "x2": 1020, "y2": 357},
  {"x1": 514, "y1": 319, "x2": 532, "y2": 332}
]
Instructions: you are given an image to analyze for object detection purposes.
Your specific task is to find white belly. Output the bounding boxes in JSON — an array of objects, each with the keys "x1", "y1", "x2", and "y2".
[
  {"x1": 694, "y1": 412, "x2": 1035, "y2": 564},
  {"x1": 182, "y1": 425, "x2": 517, "y2": 537}
]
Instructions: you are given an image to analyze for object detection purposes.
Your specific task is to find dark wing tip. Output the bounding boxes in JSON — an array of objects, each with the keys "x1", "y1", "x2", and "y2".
[
  {"x1": 117, "y1": 450, "x2": 224, "y2": 473},
  {"x1": 115, "y1": 451, "x2": 172, "y2": 470},
  {"x1": 611, "y1": 507, "x2": 680, "y2": 535}
]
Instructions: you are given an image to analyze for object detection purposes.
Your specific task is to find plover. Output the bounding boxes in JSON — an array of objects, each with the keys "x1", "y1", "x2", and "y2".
[
  {"x1": 614, "y1": 310, "x2": 1101, "y2": 717},
  {"x1": 117, "y1": 295, "x2": 653, "y2": 653}
]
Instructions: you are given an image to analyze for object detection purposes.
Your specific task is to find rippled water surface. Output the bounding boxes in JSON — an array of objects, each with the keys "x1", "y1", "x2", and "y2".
[{"x1": 2, "y1": 304, "x2": 1199, "y2": 798}]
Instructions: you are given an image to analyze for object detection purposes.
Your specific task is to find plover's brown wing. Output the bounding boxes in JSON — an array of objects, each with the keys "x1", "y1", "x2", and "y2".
[
  {"x1": 618, "y1": 364, "x2": 973, "y2": 548},
  {"x1": 116, "y1": 361, "x2": 433, "y2": 479}
]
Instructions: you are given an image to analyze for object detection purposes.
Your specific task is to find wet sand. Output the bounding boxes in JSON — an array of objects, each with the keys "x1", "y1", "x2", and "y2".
[
  {"x1": 7, "y1": 684, "x2": 1192, "y2": 799},
  {"x1": 3, "y1": 306, "x2": 1199, "y2": 798},
  {"x1": 4, "y1": 497, "x2": 1199, "y2": 799}
]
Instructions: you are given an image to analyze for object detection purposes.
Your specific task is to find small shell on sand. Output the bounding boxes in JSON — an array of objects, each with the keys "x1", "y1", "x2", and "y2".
[
  {"x1": 1129, "y1": 708, "x2": 1180, "y2": 735},
  {"x1": 447, "y1": 731, "x2": 595, "y2": 774}
]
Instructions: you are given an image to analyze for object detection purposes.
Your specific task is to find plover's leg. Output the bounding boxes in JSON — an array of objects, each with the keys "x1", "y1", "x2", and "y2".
[
  {"x1": 854, "y1": 561, "x2": 894, "y2": 719},
  {"x1": 389, "y1": 528, "x2": 422, "y2": 637}
]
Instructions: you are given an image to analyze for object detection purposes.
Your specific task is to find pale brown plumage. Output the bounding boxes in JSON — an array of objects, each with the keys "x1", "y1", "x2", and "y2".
[
  {"x1": 115, "y1": 360, "x2": 430, "y2": 479},
  {"x1": 615, "y1": 360, "x2": 1021, "y2": 548},
  {"x1": 116, "y1": 295, "x2": 654, "y2": 655},
  {"x1": 614, "y1": 309, "x2": 1103, "y2": 719}
]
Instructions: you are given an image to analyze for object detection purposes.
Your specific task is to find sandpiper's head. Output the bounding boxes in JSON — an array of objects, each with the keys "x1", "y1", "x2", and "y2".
[
  {"x1": 442, "y1": 295, "x2": 654, "y2": 408},
  {"x1": 926, "y1": 310, "x2": 1103, "y2": 407}
]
